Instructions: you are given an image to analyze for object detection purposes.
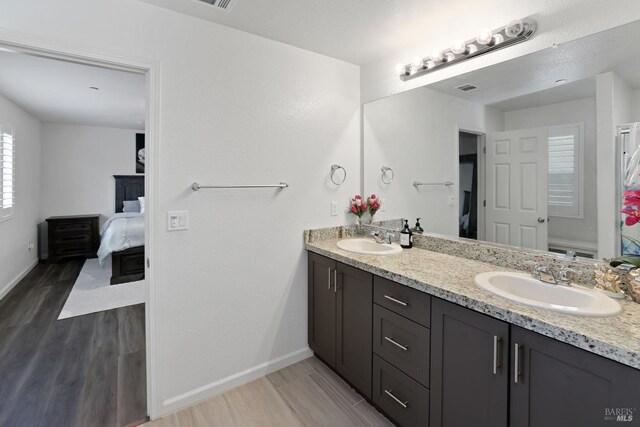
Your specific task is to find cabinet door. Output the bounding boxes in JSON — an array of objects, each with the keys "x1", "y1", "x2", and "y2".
[
  {"x1": 431, "y1": 298, "x2": 509, "y2": 427},
  {"x1": 510, "y1": 326, "x2": 640, "y2": 427},
  {"x1": 307, "y1": 252, "x2": 336, "y2": 366},
  {"x1": 336, "y1": 262, "x2": 373, "y2": 399}
]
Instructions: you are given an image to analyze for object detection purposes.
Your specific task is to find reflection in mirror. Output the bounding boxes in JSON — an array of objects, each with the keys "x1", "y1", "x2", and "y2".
[{"x1": 364, "y1": 20, "x2": 640, "y2": 261}]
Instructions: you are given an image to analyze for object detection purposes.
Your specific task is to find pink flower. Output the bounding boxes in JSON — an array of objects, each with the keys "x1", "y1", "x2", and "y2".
[
  {"x1": 373, "y1": 203, "x2": 380, "y2": 210},
  {"x1": 354, "y1": 195, "x2": 361, "y2": 200},
  {"x1": 362, "y1": 203, "x2": 368, "y2": 210},
  {"x1": 351, "y1": 206, "x2": 358, "y2": 213},
  {"x1": 356, "y1": 198, "x2": 362, "y2": 207},
  {"x1": 370, "y1": 194, "x2": 376, "y2": 200}
]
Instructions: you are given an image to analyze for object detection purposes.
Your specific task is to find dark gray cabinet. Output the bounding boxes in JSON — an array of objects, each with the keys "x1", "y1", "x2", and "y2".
[
  {"x1": 46, "y1": 214, "x2": 100, "y2": 262},
  {"x1": 431, "y1": 298, "x2": 509, "y2": 427},
  {"x1": 308, "y1": 252, "x2": 336, "y2": 366},
  {"x1": 307, "y1": 252, "x2": 373, "y2": 398},
  {"x1": 510, "y1": 325, "x2": 640, "y2": 427}
]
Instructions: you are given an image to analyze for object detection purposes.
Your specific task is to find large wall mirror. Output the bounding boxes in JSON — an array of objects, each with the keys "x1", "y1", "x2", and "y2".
[{"x1": 364, "y1": 20, "x2": 640, "y2": 261}]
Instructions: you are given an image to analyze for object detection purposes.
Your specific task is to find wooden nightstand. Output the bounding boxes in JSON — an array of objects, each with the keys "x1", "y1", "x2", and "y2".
[{"x1": 46, "y1": 214, "x2": 100, "y2": 263}]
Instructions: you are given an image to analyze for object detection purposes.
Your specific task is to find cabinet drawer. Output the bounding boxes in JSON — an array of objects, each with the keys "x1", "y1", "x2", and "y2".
[
  {"x1": 373, "y1": 304, "x2": 430, "y2": 387},
  {"x1": 52, "y1": 221, "x2": 92, "y2": 235},
  {"x1": 374, "y1": 275, "x2": 431, "y2": 327},
  {"x1": 373, "y1": 354, "x2": 429, "y2": 427},
  {"x1": 53, "y1": 242, "x2": 93, "y2": 256}
]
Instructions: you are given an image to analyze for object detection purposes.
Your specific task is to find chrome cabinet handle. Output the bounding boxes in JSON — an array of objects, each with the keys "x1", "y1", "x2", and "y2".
[
  {"x1": 334, "y1": 269, "x2": 338, "y2": 293},
  {"x1": 384, "y1": 389, "x2": 408, "y2": 409},
  {"x1": 327, "y1": 268, "x2": 332, "y2": 290},
  {"x1": 493, "y1": 336, "x2": 502, "y2": 375},
  {"x1": 383, "y1": 295, "x2": 408, "y2": 306},
  {"x1": 384, "y1": 336, "x2": 408, "y2": 351},
  {"x1": 514, "y1": 342, "x2": 522, "y2": 383}
]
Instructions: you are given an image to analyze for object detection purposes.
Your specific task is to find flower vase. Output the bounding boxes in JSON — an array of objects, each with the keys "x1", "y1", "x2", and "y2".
[{"x1": 354, "y1": 216, "x2": 365, "y2": 236}]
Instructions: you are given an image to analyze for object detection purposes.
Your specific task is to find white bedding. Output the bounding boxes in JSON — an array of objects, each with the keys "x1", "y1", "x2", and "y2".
[{"x1": 97, "y1": 212, "x2": 145, "y2": 266}]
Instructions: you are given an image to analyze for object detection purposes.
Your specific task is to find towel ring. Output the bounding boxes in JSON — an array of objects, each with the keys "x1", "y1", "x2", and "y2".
[
  {"x1": 330, "y1": 164, "x2": 346, "y2": 185},
  {"x1": 381, "y1": 166, "x2": 394, "y2": 184}
]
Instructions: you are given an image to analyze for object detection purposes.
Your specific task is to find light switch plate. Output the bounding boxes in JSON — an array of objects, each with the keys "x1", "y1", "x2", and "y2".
[
  {"x1": 448, "y1": 195, "x2": 455, "y2": 206},
  {"x1": 331, "y1": 201, "x2": 338, "y2": 216},
  {"x1": 168, "y1": 211, "x2": 189, "y2": 231}
]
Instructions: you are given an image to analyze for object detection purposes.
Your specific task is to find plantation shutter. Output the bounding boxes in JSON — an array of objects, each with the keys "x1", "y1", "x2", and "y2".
[
  {"x1": 1, "y1": 123, "x2": 15, "y2": 219},
  {"x1": 548, "y1": 124, "x2": 583, "y2": 218}
]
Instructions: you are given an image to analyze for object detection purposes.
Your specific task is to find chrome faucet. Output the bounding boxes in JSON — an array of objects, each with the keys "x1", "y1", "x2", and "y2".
[
  {"x1": 371, "y1": 231, "x2": 395, "y2": 244},
  {"x1": 530, "y1": 262, "x2": 557, "y2": 285},
  {"x1": 557, "y1": 266, "x2": 580, "y2": 286}
]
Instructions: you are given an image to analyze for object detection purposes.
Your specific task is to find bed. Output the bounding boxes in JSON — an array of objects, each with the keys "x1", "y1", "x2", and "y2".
[{"x1": 98, "y1": 175, "x2": 145, "y2": 285}]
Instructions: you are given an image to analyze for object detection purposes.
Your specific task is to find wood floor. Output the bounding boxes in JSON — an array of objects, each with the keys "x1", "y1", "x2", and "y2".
[
  {"x1": 144, "y1": 357, "x2": 394, "y2": 427},
  {"x1": 0, "y1": 258, "x2": 147, "y2": 427}
]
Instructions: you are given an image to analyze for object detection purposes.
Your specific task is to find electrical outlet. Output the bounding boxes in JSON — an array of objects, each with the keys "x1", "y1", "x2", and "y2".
[
  {"x1": 448, "y1": 195, "x2": 455, "y2": 206},
  {"x1": 330, "y1": 201, "x2": 338, "y2": 216},
  {"x1": 28, "y1": 241, "x2": 34, "y2": 251}
]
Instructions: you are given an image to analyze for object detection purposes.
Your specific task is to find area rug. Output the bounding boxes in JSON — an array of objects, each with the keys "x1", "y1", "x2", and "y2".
[{"x1": 58, "y1": 258, "x2": 144, "y2": 320}]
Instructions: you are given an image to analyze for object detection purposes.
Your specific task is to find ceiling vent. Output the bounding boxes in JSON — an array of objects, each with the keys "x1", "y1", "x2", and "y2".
[
  {"x1": 198, "y1": 0, "x2": 237, "y2": 12},
  {"x1": 456, "y1": 84, "x2": 477, "y2": 92}
]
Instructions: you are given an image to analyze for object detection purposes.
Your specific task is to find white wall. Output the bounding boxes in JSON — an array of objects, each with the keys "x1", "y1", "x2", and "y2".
[
  {"x1": 504, "y1": 97, "x2": 597, "y2": 251},
  {"x1": 0, "y1": 0, "x2": 360, "y2": 417},
  {"x1": 40, "y1": 123, "x2": 139, "y2": 222},
  {"x1": 0, "y1": 93, "x2": 41, "y2": 299},
  {"x1": 632, "y1": 89, "x2": 640, "y2": 121},
  {"x1": 363, "y1": 86, "x2": 503, "y2": 236},
  {"x1": 360, "y1": 1, "x2": 640, "y2": 103},
  {"x1": 597, "y1": 72, "x2": 632, "y2": 259}
]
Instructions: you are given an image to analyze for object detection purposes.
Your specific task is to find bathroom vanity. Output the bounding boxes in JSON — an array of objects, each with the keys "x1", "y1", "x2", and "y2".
[{"x1": 306, "y1": 235, "x2": 640, "y2": 427}]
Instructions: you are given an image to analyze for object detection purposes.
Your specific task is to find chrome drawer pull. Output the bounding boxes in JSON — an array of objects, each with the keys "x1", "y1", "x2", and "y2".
[
  {"x1": 384, "y1": 336, "x2": 408, "y2": 351},
  {"x1": 514, "y1": 342, "x2": 522, "y2": 383},
  {"x1": 493, "y1": 336, "x2": 502, "y2": 375},
  {"x1": 327, "y1": 268, "x2": 332, "y2": 290},
  {"x1": 383, "y1": 295, "x2": 408, "y2": 306},
  {"x1": 384, "y1": 389, "x2": 408, "y2": 409}
]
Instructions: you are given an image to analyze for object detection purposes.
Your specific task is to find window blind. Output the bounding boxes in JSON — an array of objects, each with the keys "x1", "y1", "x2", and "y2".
[
  {"x1": 548, "y1": 124, "x2": 583, "y2": 218},
  {"x1": 1, "y1": 123, "x2": 15, "y2": 219}
]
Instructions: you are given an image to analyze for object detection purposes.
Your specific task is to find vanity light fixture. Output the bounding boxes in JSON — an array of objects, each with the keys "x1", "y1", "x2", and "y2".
[{"x1": 397, "y1": 18, "x2": 536, "y2": 81}]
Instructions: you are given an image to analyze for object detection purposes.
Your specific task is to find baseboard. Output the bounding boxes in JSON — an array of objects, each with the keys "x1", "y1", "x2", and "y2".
[
  {"x1": 158, "y1": 346, "x2": 313, "y2": 418},
  {"x1": 0, "y1": 259, "x2": 38, "y2": 302}
]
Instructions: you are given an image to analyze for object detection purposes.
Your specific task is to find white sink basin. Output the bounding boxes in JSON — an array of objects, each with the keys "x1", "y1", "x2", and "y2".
[
  {"x1": 474, "y1": 271, "x2": 622, "y2": 317},
  {"x1": 337, "y1": 238, "x2": 402, "y2": 255}
]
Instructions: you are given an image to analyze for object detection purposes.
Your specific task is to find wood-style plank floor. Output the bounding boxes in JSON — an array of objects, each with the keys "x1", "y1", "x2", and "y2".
[
  {"x1": 144, "y1": 357, "x2": 394, "y2": 427},
  {"x1": 0, "y1": 259, "x2": 147, "y2": 427}
]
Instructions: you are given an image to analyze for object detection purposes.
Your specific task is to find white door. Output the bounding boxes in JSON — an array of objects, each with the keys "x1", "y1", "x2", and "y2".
[{"x1": 485, "y1": 128, "x2": 548, "y2": 250}]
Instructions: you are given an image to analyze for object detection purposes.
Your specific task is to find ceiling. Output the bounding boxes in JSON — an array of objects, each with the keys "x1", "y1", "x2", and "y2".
[
  {"x1": 427, "y1": 19, "x2": 640, "y2": 111},
  {"x1": 0, "y1": 51, "x2": 145, "y2": 130},
  {"x1": 139, "y1": 0, "x2": 586, "y2": 66}
]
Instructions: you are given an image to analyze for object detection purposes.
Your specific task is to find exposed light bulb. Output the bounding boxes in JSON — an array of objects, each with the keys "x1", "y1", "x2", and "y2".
[
  {"x1": 476, "y1": 29, "x2": 493, "y2": 45},
  {"x1": 505, "y1": 19, "x2": 525, "y2": 38},
  {"x1": 443, "y1": 52, "x2": 455, "y2": 62},
  {"x1": 493, "y1": 34, "x2": 504, "y2": 45},
  {"x1": 412, "y1": 57, "x2": 424, "y2": 68},
  {"x1": 451, "y1": 40, "x2": 468, "y2": 55},
  {"x1": 430, "y1": 49, "x2": 444, "y2": 62},
  {"x1": 395, "y1": 63, "x2": 407, "y2": 74},
  {"x1": 426, "y1": 60, "x2": 436, "y2": 69}
]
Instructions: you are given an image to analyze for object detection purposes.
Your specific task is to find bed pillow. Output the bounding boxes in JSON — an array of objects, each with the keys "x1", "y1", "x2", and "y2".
[
  {"x1": 138, "y1": 196, "x2": 146, "y2": 214},
  {"x1": 122, "y1": 200, "x2": 141, "y2": 213}
]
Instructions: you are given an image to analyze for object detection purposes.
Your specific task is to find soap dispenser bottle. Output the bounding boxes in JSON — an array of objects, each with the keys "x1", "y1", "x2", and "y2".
[
  {"x1": 400, "y1": 219, "x2": 413, "y2": 249},
  {"x1": 412, "y1": 218, "x2": 424, "y2": 233}
]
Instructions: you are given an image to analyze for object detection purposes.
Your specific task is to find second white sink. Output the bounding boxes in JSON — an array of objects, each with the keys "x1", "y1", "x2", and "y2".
[
  {"x1": 475, "y1": 271, "x2": 622, "y2": 317},
  {"x1": 337, "y1": 238, "x2": 402, "y2": 255}
]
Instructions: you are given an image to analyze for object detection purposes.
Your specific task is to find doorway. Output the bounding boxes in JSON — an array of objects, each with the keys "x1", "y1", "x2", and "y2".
[
  {"x1": 0, "y1": 37, "x2": 157, "y2": 426},
  {"x1": 458, "y1": 131, "x2": 481, "y2": 240}
]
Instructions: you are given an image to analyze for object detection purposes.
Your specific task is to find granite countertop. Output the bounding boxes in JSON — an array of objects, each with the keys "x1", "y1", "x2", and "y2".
[{"x1": 306, "y1": 238, "x2": 640, "y2": 370}]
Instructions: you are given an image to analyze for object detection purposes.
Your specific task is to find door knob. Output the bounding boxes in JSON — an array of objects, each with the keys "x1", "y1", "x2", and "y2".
[{"x1": 537, "y1": 217, "x2": 546, "y2": 223}]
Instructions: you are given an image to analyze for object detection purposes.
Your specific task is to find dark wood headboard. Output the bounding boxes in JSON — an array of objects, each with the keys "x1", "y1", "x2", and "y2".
[{"x1": 114, "y1": 175, "x2": 145, "y2": 213}]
